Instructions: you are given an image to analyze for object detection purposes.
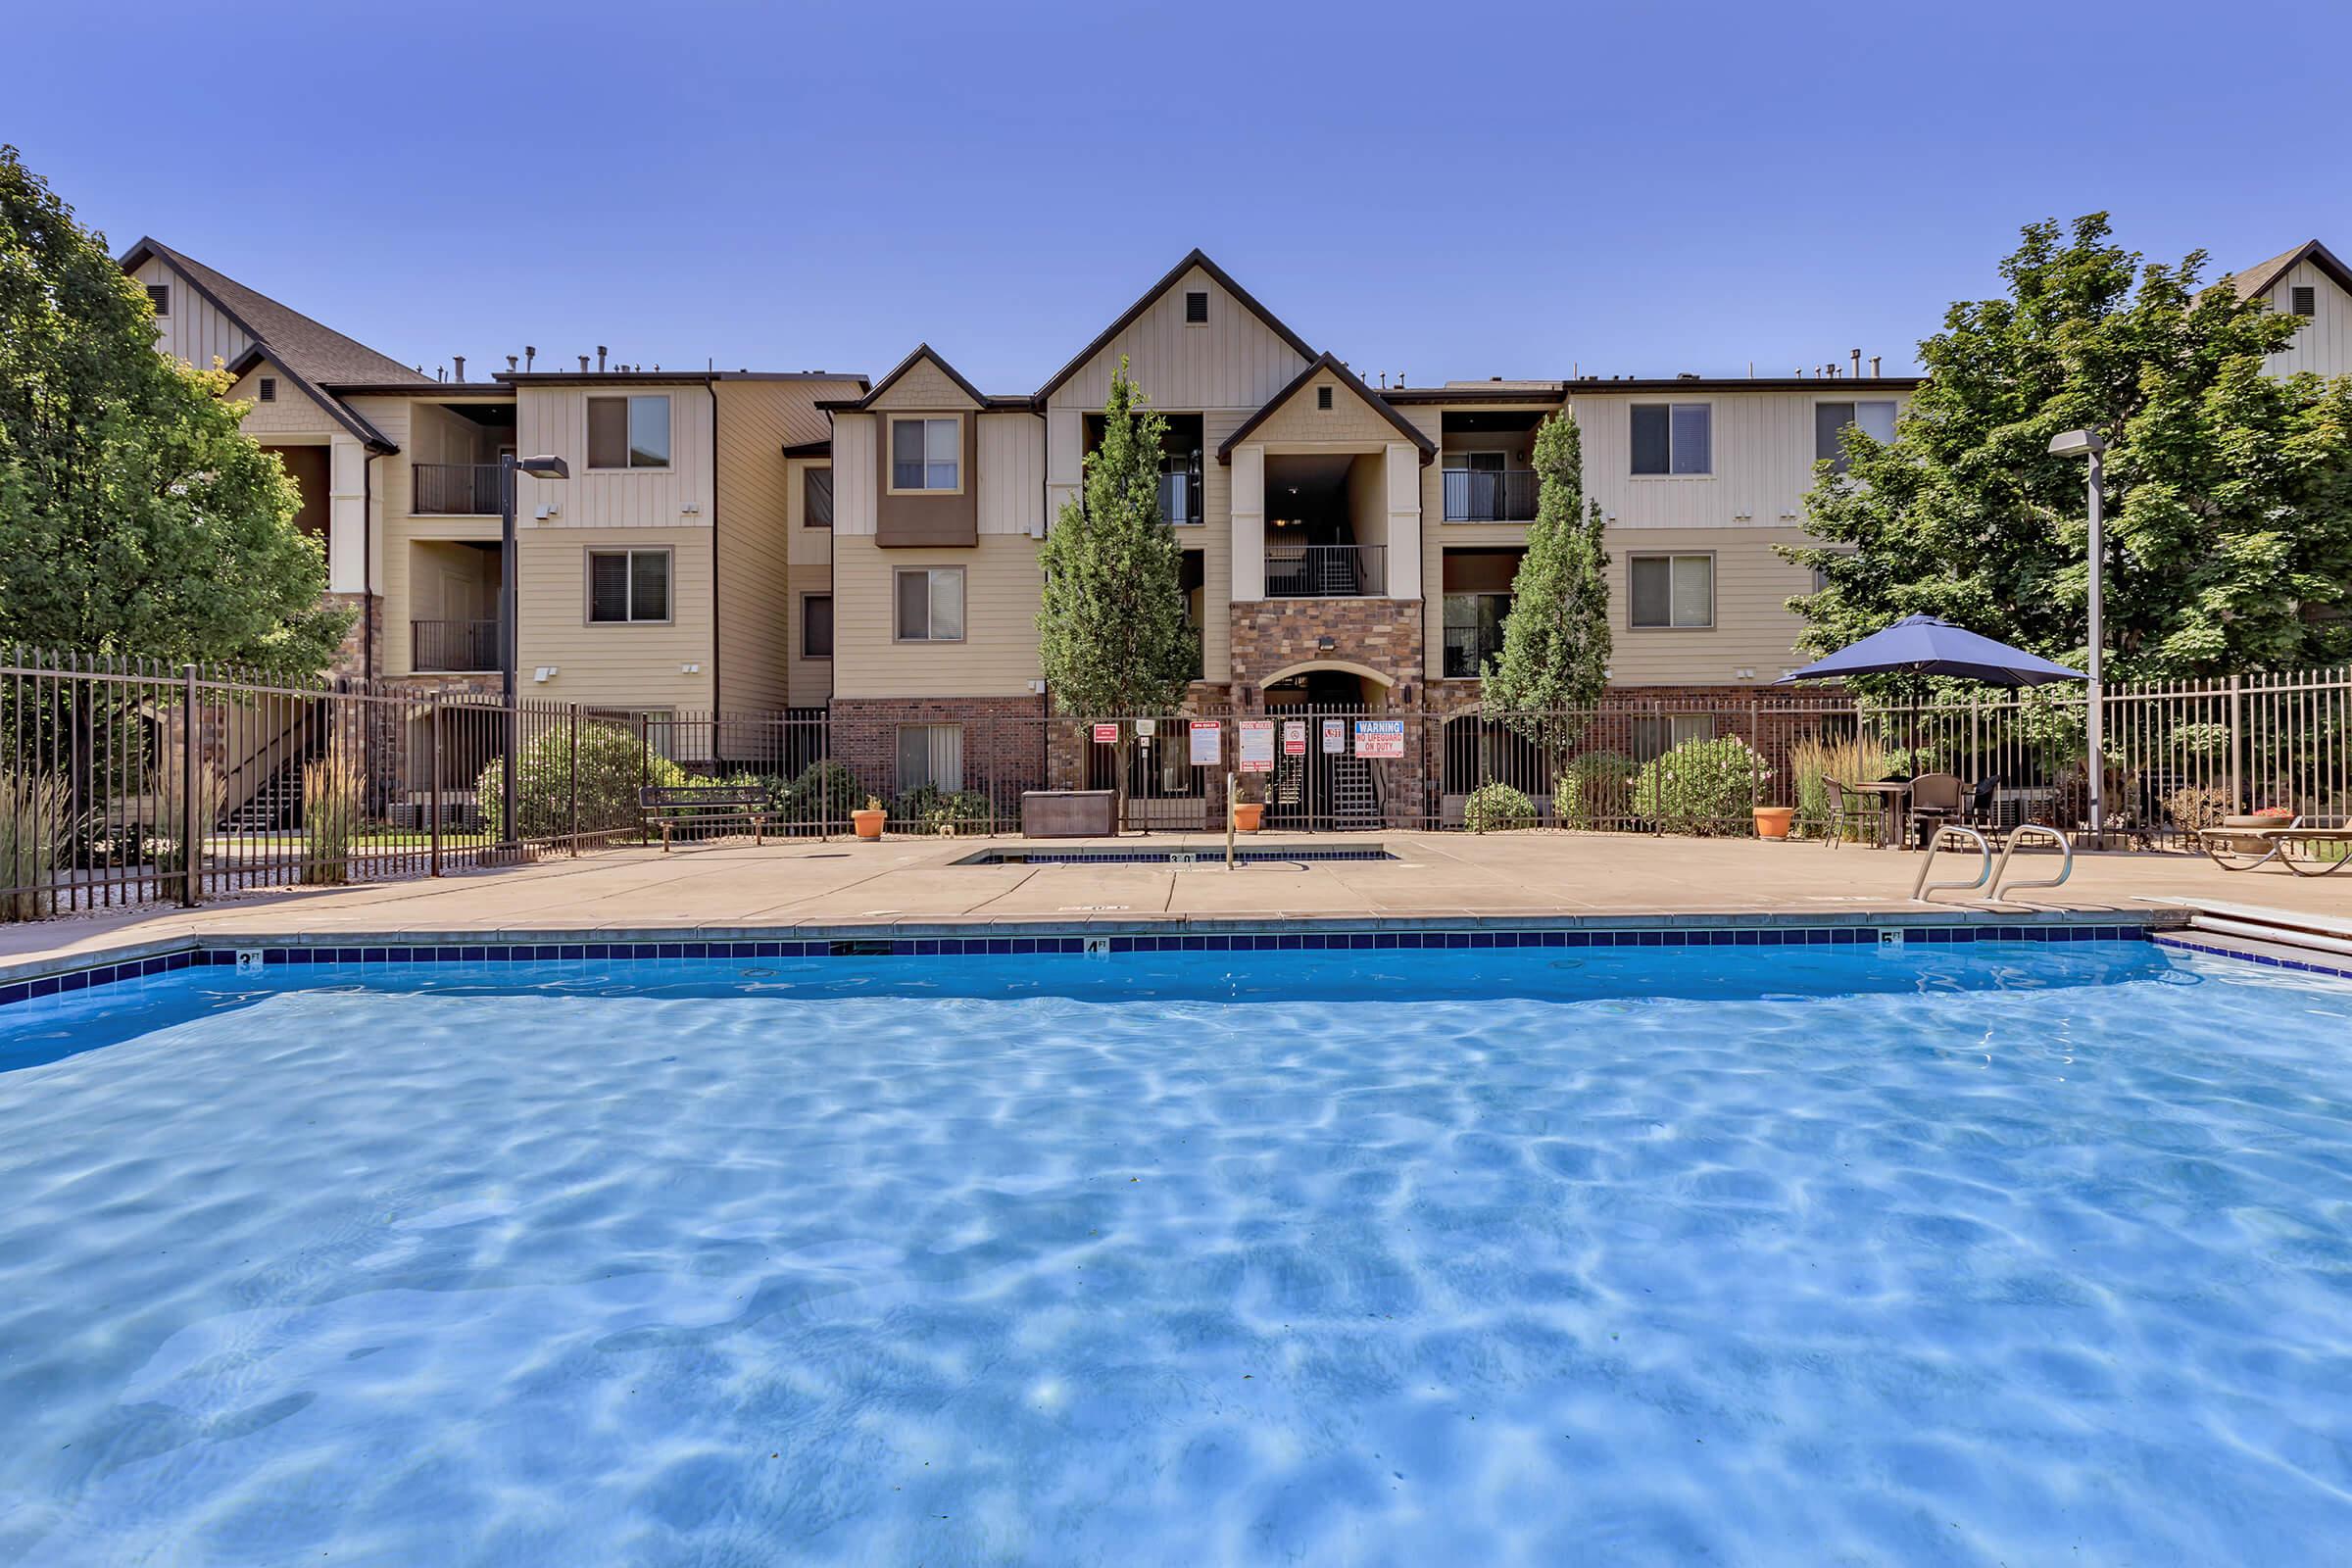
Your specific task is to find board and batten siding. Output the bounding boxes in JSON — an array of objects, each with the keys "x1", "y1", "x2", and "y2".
[
  {"x1": 131, "y1": 256, "x2": 254, "y2": 373},
  {"x1": 1571, "y1": 388, "x2": 1909, "y2": 533},
  {"x1": 711, "y1": 379, "x2": 800, "y2": 713},
  {"x1": 830, "y1": 415, "x2": 879, "y2": 535},
  {"x1": 1047, "y1": 266, "x2": 1309, "y2": 414},
  {"x1": 829, "y1": 534, "x2": 1043, "y2": 699},
  {"x1": 514, "y1": 383, "x2": 715, "y2": 528},
  {"x1": 977, "y1": 413, "x2": 1045, "y2": 535},
  {"x1": 2260, "y1": 260, "x2": 2352, "y2": 379}
]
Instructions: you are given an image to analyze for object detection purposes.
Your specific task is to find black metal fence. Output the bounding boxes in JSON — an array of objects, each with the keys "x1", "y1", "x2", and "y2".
[{"x1": 2, "y1": 647, "x2": 2345, "y2": 920}]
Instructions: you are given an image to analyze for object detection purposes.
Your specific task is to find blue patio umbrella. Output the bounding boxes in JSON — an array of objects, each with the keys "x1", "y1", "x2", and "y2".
[{"x1": 1775, "y1": 614, "x2": 2085, "y2": 688}]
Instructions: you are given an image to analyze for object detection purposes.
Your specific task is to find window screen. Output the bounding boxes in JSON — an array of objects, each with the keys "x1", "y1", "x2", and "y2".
[
  {"x1": 1630, "y1": 555, "x2": 1713, "y2": 628},
  {"x1": 802, "y1": 594, "x2": 833, "y2": 658},
  {"x1": 804, "y1": 466, "x2": 833, "y2": 527},
  {"x1": 1631, "y1": 406, "x2": 1671, "y2": 474},
  {"x1": 891, "y1": 418, "x2": 958, "y2": 490},
  {"x1": 896, "y1": 724, "x2": 964, "y2": 792}
]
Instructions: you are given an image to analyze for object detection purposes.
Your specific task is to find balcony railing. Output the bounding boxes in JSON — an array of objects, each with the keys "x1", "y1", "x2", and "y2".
[
  {"x1": 412, "y1": 619, "x2": 500, "y2": 672},
  {"x1": 413, "y1": 463, "x2": 504, "y2": 516},
  {"x1": 1264, "y1": 543, "x2": 1386, "y2": 598},
  {"x1": 1157, "y1": 470, "x2": 1202, "y2": 526},
  {"x1": 1443, "y1": 468, "x2": 1539, "y2": 522}
]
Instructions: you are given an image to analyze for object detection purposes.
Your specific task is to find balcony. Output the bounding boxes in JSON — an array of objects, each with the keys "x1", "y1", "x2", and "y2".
[
  {"x1": 413, "y1": 463, "x2": 503, "y2": 516},
  {"x1": 1265, "y1": 543, "x2": 1385, "y2": 598},
  {"x1": 412, "y1": 618, "x2": 500, "y2": 672},
  {"x1": 1443, "y1": 591, "x2": 1511, "y2": 678},
  {"x1": 1443, "y1": 467, "x2": 1539, "y2": 522}
]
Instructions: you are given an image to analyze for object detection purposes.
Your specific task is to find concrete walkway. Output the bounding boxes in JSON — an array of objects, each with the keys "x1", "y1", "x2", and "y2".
[{"x1": 3, "y1": 830, "x2": 2345, "y2": 973}]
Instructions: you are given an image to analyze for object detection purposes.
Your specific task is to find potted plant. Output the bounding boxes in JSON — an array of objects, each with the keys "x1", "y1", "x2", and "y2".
[
  {"x1": 1232, "y1": 782, "x2": 1265, "y2": 834},
  {"x1": 2224, "y1": 804, "x2": 2297, "y2": 829},
  {"x1": 1752, "y1": 804, "x2": 1796, "y2": 840},
  {"x1": 852, "y1": 796, "x2": 887, "y2": 841}
]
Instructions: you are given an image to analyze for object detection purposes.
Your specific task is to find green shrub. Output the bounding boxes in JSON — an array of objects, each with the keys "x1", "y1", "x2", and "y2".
[
  {"x1": 1463, "y1": 780, "x2": 1538, "y2": 833},
  {"x1": 474, "y1": 721, "x2": 686, "y2": 843},
  {"x1": 1557, "y1": 750, "x2": 1633, "y2": 829},
  {"x1": 893, "y1": 784, "x2": 993, "y2": 835},
  {"x1": 1787, "y1": 734, "x2": 1899, "y2": 841},
  {"x1": 783, "y1": 760, "x2": 860, "y2": 827},
  {"x1": 1632, "y1": 735, "x2": 1765, "y2": 836}
]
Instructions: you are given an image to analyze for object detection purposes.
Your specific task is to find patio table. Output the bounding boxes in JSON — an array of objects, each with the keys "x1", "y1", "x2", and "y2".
[{"x1": 1846, "y1": 780, "x2": 1912, "y2": 848}]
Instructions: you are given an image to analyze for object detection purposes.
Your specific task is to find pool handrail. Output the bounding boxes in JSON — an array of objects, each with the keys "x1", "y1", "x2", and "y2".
[
  {"x1": 1990, "y1": 823, "x2": 2075, "y2": 900},
  {"x1": 1912, "y1": 825, "x2": 1993, "y2": 903}
]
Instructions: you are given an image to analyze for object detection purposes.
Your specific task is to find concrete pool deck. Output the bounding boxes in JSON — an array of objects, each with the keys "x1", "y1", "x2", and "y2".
[{"x1": 1, "y1": 830, "x2": 2345, "y2": 977}]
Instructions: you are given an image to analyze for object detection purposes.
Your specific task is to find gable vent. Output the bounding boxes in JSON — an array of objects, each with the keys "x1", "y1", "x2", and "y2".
[
  {"x1": 1316, "y1": 385, "x2": 1334, "y2": 411},
  {"x1": 1184, "y1": 290, "x2": 1208, "y2": 324},
  {"x1": 146, "y1": 284, "x2": 171, "y2": 316},
  {"x1": 2291, "y1": 285, "x2": 2318, "y2": 318},
  {"x1": 258, "y1": 376, "x2": 276, "y2": 403}
]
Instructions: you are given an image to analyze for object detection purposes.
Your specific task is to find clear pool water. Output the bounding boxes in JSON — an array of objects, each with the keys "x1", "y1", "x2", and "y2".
[{"x1": 3, "y1": 941, "x2": 2351, "y2": 1566}]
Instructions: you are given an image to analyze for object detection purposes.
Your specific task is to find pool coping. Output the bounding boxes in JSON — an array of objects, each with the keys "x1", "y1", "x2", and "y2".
[{"x1": 0, "y1": 907, "x2": 2200, "y2": 1008}]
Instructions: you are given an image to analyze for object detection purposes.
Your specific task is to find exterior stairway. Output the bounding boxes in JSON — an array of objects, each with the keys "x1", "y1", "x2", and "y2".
[{"x1": 220, "y1": 752, "x2": 306, "y2": 832}]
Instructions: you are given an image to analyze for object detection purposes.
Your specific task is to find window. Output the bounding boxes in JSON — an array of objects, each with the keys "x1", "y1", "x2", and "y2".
[
  {"x1": 1629, "y1": 554, "x2": 1713, "y2": 628},
  {"x1": 587, "y1": 549, "x2": 671, "y2": 622},
  {"x1": 1316, "y1": 385, "x2": 1335, "y2": 411},
  {"x1": 1632, "y1": 713, "x2": 1717, "y2": 764},
  {"x1": 1631, "y1": 404, "x2": 1711, "y2": 474},
  {"x1": 894, "y1": 567, "x2": 964, "y2": 642},
  {"x1": 896, "y1": 724, "x2": 963, "y2": 793},
  {"x1": 146, "y1": 284, "x2": 170, "y2": 316},
  {"x1": 258, "y1": 376, "x2": 276, "y2": 403},
  {"x1": 803, "y1": 466, "x2": 833, "y2": 527},
  {"x1": 587, "y1": 395, "x2": 671, "y2": 469},
  {"x1": 890, "y1": 417, "x2": 960, "y2": 492},
  {"x1": 2291, "y1": 285, "x2": 2317, "y2": 318},
  {"x1": 1813, "y1": 401, "x2": 1897, "y2": 471},
  {"x1": 800, "y1": 593, "x2": 833, "y2": 658},
  {"x1": 1184, "y1": 290, "x2": 1209, "y2": 323}
]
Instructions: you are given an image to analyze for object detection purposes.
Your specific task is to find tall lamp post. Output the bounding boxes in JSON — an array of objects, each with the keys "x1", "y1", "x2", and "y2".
[
  {"x1": 2048, "y1": 429, "x2": 2106, "y2": 838},
  {"x1": 499, "y1": 453, "x2": 568, "y2": 858}
]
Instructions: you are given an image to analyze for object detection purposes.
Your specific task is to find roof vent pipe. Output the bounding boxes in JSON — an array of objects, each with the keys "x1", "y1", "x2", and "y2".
[
  {"x1": 1871, "y1": 355, "x2": 1882, "y2": 377},
  {"x1": 1850, "y1": 349, "x2": 1862, "y2": 379},
  {"x1": 507, "y1": 355, "x2": 518, "y2": 372},
  {"x1": 453, "y1": 356, "x2": 466, "y2": 381},
  {"x1": 578, "y1": 356, "x2": 590, "y2": 372},
  {"x1": 597, "y1": 345, "x2": 608, "y2": 372},
  {"x1": 524, "y1": 346, "x2": 536, "y2": 371}
]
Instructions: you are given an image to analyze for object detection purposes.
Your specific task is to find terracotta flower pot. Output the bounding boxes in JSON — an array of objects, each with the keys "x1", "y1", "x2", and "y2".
[
  {"x1": 1233, "y1": 802, "x2": 1265, "y2": 834},
  {"x1": 1753, "y1": 805, "x2": 1795, "y2": 840},
  {"x1": 852, "y1": 808, "x2": 886, "y2": 840}
]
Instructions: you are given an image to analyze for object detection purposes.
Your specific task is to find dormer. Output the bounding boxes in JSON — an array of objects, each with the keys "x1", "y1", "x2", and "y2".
[{"x1": 838, "y1": 345, "x2": 986, "y2": 548}]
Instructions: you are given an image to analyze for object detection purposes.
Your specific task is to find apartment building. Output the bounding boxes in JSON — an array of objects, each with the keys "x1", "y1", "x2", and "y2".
[
  {"x1": 123, "y1": 235, "x2": 2352, "y2": 794},
  {"x1": 117, "y1": 238, "x2": 864, "y2": 723}
]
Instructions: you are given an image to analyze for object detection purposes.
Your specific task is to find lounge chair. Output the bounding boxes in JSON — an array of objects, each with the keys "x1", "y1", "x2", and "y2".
[{"x1": 2196, "y1": 815, "x2": 2352, "y2": 877}]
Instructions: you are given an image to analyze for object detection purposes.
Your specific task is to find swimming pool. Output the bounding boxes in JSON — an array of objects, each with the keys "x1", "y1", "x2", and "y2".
[{"x1": 3, "y1": 938, "x2": 2349, "y2": 1565}]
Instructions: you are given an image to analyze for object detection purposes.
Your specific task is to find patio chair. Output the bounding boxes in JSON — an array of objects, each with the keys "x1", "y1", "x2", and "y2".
[
  {"x1": 1960, "y1": 777, "x2": 2002, "y2": 842},
  {"x1": 1906, "y1": 772, "x2": 1963, "y2": 851},
  {"x1": 1821, "y1": 779, "x2": 1876, "y2": 848}
]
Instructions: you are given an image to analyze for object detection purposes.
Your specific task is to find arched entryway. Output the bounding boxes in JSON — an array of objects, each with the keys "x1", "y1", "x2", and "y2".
[{"x1": 1253, "y1": 662, "x2": 1393, "y2": 830}]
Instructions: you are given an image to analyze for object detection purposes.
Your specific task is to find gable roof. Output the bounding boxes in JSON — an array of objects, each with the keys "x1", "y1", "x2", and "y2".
[
  {"x1": 2229, "y1": 239, "x2": 2352, "y2": 302},
  {"x1": 820, "y1": 342, "x2": 1007, "y2": 412},
  {"x1": 119, "y1": 237, "x2": 416, "y2": 449},
  {"x1": 1035, "y1": 249, "x2": 1318, "y2": 404},
  {"x1": 1214, "y1": 351, "x2": 1439, "y2": 464}
]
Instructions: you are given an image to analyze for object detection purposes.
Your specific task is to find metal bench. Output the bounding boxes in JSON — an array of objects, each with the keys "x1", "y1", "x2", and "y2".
[{"x1": 639, "y1": 785, "x2": 771, "y2": 852}]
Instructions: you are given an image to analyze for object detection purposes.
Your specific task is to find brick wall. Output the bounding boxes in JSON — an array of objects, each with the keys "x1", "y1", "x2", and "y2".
[
  {"x1": 829, "y1": 695, "x2": 1049, "y2": 807},
  {"x1": 1228, "y1": 599, "x2": 1426, "y2": 699}
]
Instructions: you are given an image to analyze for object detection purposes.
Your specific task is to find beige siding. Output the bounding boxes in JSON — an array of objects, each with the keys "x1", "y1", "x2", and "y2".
[
  {"x1": 977, "y1": 412, "x2": 1045, "y2": 535},
  {"x1": 406, "y1": 400, "x2": 504, "y2": 472},
  {"x1": 831, "y1": 414, "x2": 879, "y2": 535},
  {"x1": 514, "y1": 525, "x2": 714, "y2": 711},
  {"x1": 868, "y1": 358, "x2": 982, "y2": 412},
  {"x1": 788, "y1": 563, "x2": 833, "y2": 707},
  {"x1": 786, "y1": 458, "x2": 834, "y2": 565},
  {"x1": 831, "y1": 534, "x2": 1042, "y2": 698},
  {"x1": 2262, "y1": 261, "x2": 2352, "y2": 379},
  {"x1": 1196, "y1": 412, "x2": 1240, "y2": 675},
  {"x1": 133, "y1": 257, "x2": 254, "y2": 373},
  {"x1": 1048, "y1": 265, "x2": 1310, "y2": 413},
  {"x1": 514, "y1": 383, "x2": 715, "y2": 528},
  {"x1": 1242, "y1": 377, "x2": 1408, "y2": 450},
  {"x1": 224, "y1": 361, "x2": 344, "y2": 438},
  {"x1": 1572, "y1": 388, "x2": 1910, "y2": 532},
  {"x1": 1603, "y1": 526, "x2": 1816, "y2": 686},
  {"x1": 711, "y1": 380, "x2": 798, "y2": 712}
]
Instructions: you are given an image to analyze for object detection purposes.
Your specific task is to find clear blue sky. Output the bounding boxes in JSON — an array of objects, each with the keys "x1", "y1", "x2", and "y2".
[{"x1": 15, "y1": 0, "x2": 2348, "y2": 390}]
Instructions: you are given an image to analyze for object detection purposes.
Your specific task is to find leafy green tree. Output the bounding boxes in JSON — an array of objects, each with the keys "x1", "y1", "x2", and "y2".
[
  {"x1": 1037, "y1": 357, "x2": 1197, "y2": 819},
  {"x1": 1484, "y1": 409, "x2": 1612, "y2": 784},
  {"x1": 0, "y1": 146, "x2": 350, "y2": 670},
  {"x1": 1787, "y1": 214, "x2": 2352, "y2": 681}
]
